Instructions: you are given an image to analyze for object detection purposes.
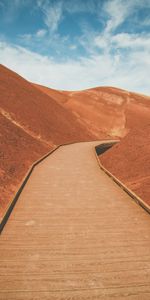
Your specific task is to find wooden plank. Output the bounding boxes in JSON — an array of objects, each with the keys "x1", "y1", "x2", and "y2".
[{"x1": 0, "y1": 141, "x2": 150, "y2": 299}]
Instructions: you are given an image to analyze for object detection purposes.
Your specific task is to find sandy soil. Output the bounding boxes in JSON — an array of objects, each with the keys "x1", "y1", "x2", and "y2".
[
  {"x1": 1, "y1": 64, "x2": 150, "y2": 215},
  {"x1": 0, "y1": 113, "x2": 49, "y2": 218},
  {"x1": 100, "y1": 124, "x2": 150, "y2": 205},
  {"x1": 36, "y1": 84, "x2": 150, "y2": 205},
  {"x1": 36, "y1": 85, "x2": 150, "y2": 139},
  {"x1": 0, "y1": 65, "x2": 93, "y2": 216}
]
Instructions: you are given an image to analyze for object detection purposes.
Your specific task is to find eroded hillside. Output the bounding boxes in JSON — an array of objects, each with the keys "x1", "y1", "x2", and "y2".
[
  {"x1": 100, "y1": 124, "x2": 150, "y2": 205},
  {"x1": 0, "y1": 65, "x2": 94, "y2": 216},
  {"x1": 1, "y1": 64, "x2": 150, "y2": 216},
  {"x1": 36, "y1": 85, "x2": 150, "y2": 138}
]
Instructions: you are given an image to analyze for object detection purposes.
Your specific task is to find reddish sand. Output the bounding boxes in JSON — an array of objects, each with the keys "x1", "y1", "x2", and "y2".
[
  {"x1": 0, "y1": 65, "x2": 93, "y2": 216},
  {"x1": 36, "y1": 85, "x2": 150, "y2": 139},
  {"x1": 35, "y1": 84, "x2": 150, "y2": 206},
  {"x1": 1, "y1": 64, "x2": 150, "y2": 216},
  {"x1": 0, "y1": 113, "x2": 49, "y2": 217},
  {"x1": 100, "y1": 124, "x2": 150, "y2": 205}
]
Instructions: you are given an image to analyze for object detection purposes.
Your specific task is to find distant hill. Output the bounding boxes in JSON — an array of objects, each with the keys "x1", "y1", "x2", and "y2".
[
  {"x1": 0, "y1": 64, "x2": 150, "y2": 216},
  {"x1": 0, "y1": 64, "x2": 93, "y2": 217},
  {"x1": 35, "y1": 84, "x2": 150, "y2": 138},
  {"x1": 35, "y1": 83, "x2": 150, "y2": 207}
]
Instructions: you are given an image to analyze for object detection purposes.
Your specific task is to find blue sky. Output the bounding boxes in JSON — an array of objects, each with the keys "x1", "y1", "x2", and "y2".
[{"x1": 0, "y1": 0, "x2": 150, "y2": 94}]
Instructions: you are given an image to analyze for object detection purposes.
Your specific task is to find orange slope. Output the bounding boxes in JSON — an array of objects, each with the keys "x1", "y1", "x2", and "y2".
[
  {"x1": 36, "y1": 84, "x2": 150, "y2": 139},
  {"x1": 0, "y1": 65, "x2": 94, "y2": 216},
  {"x1": 35, "y1": 83, "x2": 150, "y2": 205},
  {"x1": 0, "y1": 113, "x2": 49, "y2": 217},
  {"x1": 100, "y1": 124, "x2": 150, "y2": 205}
]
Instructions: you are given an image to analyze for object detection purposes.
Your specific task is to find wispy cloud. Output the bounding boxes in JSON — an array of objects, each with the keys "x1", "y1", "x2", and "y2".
[
  {"x1": 112, "y1": 33, "x2": 150, "y2": 49},
  {"x1": 36, "y1": 0, "x2": 98, "y2": 34},
  {"x1": 37, "y1": 0, "x2": 63, "y2": 32},
  {"x1": 20, "y1": 28, "x2": 47, "y2": 43},
  {"x1": 103, "y1": 0, "x2": 150, "y2": 33},
  {"x1": 103, "y1": 0, "x2": 132, "y2": 32},
  {"x1": 94, "y1": 31, "x2": 150, "y2": 53},
  {"x1": 36, "y1": 29, "x2": 47, "y2": 38},
  {"x1": 1, "y1": 0, "x2": 150, "y2": 95},
  {"x1": 1, "y1": 39, "x2": 150, "y2": 95}
]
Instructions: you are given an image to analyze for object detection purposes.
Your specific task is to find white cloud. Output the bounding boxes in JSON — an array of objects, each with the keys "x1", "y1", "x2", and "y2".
[
  {"x1": 94, "y1": 32, "x2": 150, "y2": 52},
  {"x1": 20, "y1": 33, "x2": 32, "y2": 42},
  {"x1": 103, "y1": 0, "x2": 131, "y2": 32},
  {"x1": 102, "y1": 0, "x2": 148, "y2": 33},
  {"x1": 19, "y1": 30, "x2": 48, "y2": 45},
  {"x1": 0, "y1": 0, "x2": 150, "y2": 98},
  {"x1": 36, "y1": 29, "x2": 47, "y2": 38},
  {"x1": 0, "y1": 39, "x2": 150, "y2": 95},
  {"x1": 36, "y1": 0, "x2": 98, "y2": 34},
  {"x1": 19, "y1": 28, "x2": 52, "y2": 50},
  {"x1": 112, "y1": 33, "x2": 150, "y2": 49},
  {"x1": 37, "y1": 1, "x2": 63, "y2": 32},
  {"x1": 94, "y1": 35, "x2": 109, "y2": 49}
]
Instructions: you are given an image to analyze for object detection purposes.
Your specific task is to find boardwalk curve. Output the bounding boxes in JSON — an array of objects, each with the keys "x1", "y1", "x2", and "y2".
[{"x1": 0, "y1": 141, "x2": 150, "y2": 299}]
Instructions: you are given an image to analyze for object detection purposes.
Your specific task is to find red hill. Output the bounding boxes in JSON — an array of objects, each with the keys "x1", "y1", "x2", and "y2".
[
  {"x1": 35, "y1": 85, "x2": 150, "y2": 139},
  {"x1": 0, "y1": 65, "x2": 93, "y2": 217},
  {"x1": 1, "y1": 64, "x2": 150, "y2": 216},
  {"x1": 100, "y1": 124, "x2": 150, "y2": 205},
  {"x1": 35, "y1": 83, "x2": 150, "y2": 206}
]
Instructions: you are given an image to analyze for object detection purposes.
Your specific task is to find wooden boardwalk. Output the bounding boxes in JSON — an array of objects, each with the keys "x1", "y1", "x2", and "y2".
[{"x1": 0, "y1": 141, "x2": 150, "y2": 300}]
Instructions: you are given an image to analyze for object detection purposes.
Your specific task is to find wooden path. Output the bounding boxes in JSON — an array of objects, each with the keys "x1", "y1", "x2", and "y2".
[{"x1": 0, "y1": 141, "x2": 150, "y2": 299}]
